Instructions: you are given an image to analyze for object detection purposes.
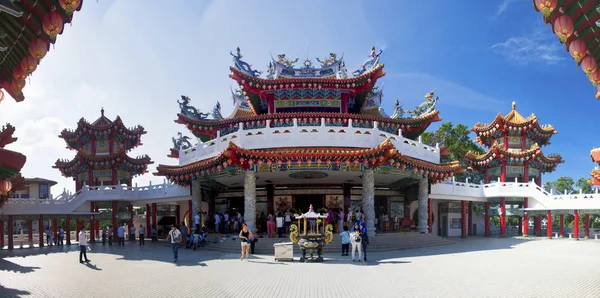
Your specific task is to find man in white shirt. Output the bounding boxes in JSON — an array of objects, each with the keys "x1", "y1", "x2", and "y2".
[
  {"x1": 194, "y1": 212, "x2": 201, "y2": 233},
  {"x1": 129, "y1": 225, "x2": 136, "y2": 242},
  {"x1": 223, "y1": 213, "x2": 230, "y2": 234},
  {"x1": 138, "y1": 225, "x2": 145, "y2": 246},
  {"x1": 58, "y1": 227, "x2": 65, "y2": 247},
  {"x1": 79, "y1": 227, "x2": 91, "y2": 264},
  {"x1": 117, "y1": 224, "x2": 126, "y2": 246},
  {"x1": 166, "y1": 225, "x2": 182, "y2": 262},
  {"x1": 214, "y1": 213, "x2": 221, "y2": 234}
]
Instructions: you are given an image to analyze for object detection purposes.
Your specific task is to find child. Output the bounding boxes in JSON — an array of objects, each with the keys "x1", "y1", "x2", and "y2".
[
  {"x1": 192, "y1": 230, "x2": 201, "y2": 251},
  {"x1": 339, "y1": 226, "x2": 350, "y2": 256}
]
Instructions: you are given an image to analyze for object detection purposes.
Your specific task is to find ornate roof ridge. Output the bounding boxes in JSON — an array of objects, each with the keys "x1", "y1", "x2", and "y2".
[{"x1": 55, "y1": 151, "x2": 153, "y2": 168}]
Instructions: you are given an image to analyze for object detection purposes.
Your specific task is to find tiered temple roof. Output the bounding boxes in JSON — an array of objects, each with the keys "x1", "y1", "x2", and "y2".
[
  {"x1": 465, "y1": 143, "x2": 563, "y2": 173},
  {"x1": 0, "y1": 123, "x2": 26, "y2": 180},
  {"x1": 0, "y1": 0, "x2": 84, "y2": 102},
  {"x1": 589, "y1": 148, "x2": 600, "y2": 185}
]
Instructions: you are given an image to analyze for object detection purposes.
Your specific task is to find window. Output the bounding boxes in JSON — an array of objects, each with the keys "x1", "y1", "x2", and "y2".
[{"x1": 39, "y1": 184, "x2": 49, "y2": 199}]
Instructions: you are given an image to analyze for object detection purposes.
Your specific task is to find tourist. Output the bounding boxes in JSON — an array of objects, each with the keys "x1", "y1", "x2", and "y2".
[
  {"x1": 107, "y1": 225, "x2": 113, "y2": 246},
  {"x1": 239, "y1": 223, "x2": 251, "y2": 261},
  {"x1": 166, "y1": 224, "x2": 182, "y2": 262},
  {"x1": 45, "y1": 227, "x2": 51, "y2": 246},
  {"x1": 267, "y1": 212, "x2": 275, "y2": 238},
  {"x1": 326, "y1": 209, "x2": 335, "y2": 230},
  {"x1": 151, "y1": 225, "x2": 157, "y2": 242},
  {"x1": 284, "y1": 210, "x2": 292, "y2": 234},
  {"x1": 249, "y1": 231, "x2": 258, "y2": 254},
  {"x1": 346, "y1": 210, "x2": 353, "y2": 225},
  {"x1": 129, "y1": 225, "x2": 136, "y2": 242},
  {"x1": 191, "y1": 229, "x2": 200, "y2": 251},
  {"x1": 139, "y1": 225, "x2": 145, "y2": 246},
  {"x1": 338, "y1": 209, "x2": 345, "y2": 233},
  {"x1": 356, "y1": 209, "x2": 363, "y2": 222},
  {"x1": 117, "y1": 224, "x2": 125, "y2": 246},
  {"x1": 180, "y1": 222, "x2": 189, "y2": 248},
  {"x1": 101, "y1": 227, "x2": 107, "y2": 245},
  {"x1": 223, "y1": 212, "x2": 230, "y2": 234},
  {"x1": 214, "y1": 213, "x2": 221, "y2": 234},
  {"x1": 360, "y1": 222, "x2": 369, "y2": 262},
  {"x1": 58, "y1": 227, "x2": 65, "y2": 247},
  {"x1": 78, "y1": 226, "x2": 91, "y2": 264},
  {"x1": 350, "y1": 223, "x2": 363, "y2": 262},
  {"x1": 194, "y1": 212, "x2": 201, "y2": 233},
  {"x1": 339, "y1": 225, "x2": 350, "y2": 256},
  {"x1": 276, "y1": 213, "x2": 284, "y2": 238}
]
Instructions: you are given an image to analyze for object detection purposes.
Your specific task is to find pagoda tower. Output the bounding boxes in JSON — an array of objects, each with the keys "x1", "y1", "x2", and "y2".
[
  {"x1": 54, "y1": 109, "x2": 153, "y2": 190},
  {"x1": 465, "y1": 102, "x2": 563, "y2": 237}
]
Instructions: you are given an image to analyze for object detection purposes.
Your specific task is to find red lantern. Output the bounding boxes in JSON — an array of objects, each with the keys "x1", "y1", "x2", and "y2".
[
  {"x1": 590, "y1": 70, "x2": 600, "y2": 86},
  {"x1": 0, "y1": 179, "x2": 12, "y2": 195},
  {"x1": 21, "y1": 55, "x2": 38, "y2": 76},
  {"x1": 553, "y1": 15, "x2": 573, "y2": 43},
  {"x1": 43, "y1": 11, "x2": 64, "y2": 41},
  {"x1": 12, "y1": 65, "x2": 25, "y2": 80},
  {"x1": 12, "y1": 78, "x2": 26, "y2": 91},
  {"x1": 59, "y1": 0, "x2": 81, "y2": 14},
  {"x1": 535, "y1": 0, "x2": 557, "y2": 19},
  {"x1": 569, "y1": 39, "x2": 586, "y2": 63},
  {"x1": 29, "y1": 38, "x2": 48, "y2": 60},
  {"x1": 581, "y1": 56, "x2": 597, "y2": 75}
]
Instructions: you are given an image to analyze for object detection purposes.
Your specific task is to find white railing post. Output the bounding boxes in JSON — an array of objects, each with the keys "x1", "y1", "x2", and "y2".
[
  {"x1": 498, "y1": 177, "x2": 501, "y2": 183},
  {"x1": 321, "y1": 118, "x2": 325, "y2": 127},
  {"x1": 580, "y1": 189, "x2": 583, "y2": 194},
  {"x1": 267, "y1": 119, "x2": 271, "y2": 128},
  {"x1": 348, "y1": 119, "x2": 352, "y2": 128},
  {"x1": 373, "y1": 121, "x2": 378, "y2": 130},
  {"x1": 418, "y1": 135, "x2": 422, "y2": 143},
  {"x1": 466, "y1": 178, "x2": 469, "y2": 184},
  {"x1": 596, "y1": 188, "x2": 599, "y2": 194},
  {"x1": 515, "y1": 177, "x2": 518, "y2": 183},
  {"x1": 239, "y1": 122, "x2": 244, "y2": 131},
  {"x1": 398, "y1": 129, "x2": 402, "y2": 136},
  {"x1": 293, "y1": 118, "x2": 298, "y2": 127}
]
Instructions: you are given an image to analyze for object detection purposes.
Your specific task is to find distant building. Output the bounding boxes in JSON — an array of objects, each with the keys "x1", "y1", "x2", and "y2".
[{"x1": 12, "y1": 178, "x2": 57, "y2": 199}]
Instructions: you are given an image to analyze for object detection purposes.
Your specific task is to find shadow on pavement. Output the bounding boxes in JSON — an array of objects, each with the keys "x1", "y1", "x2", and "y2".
[
  {"x1": 83, "y1": 262, "x2": 102, "y2": 270},
  {"x1": 0, "y1": 285, "x2": 30, "y2": 297},
  {"x1": 0, "y1": 259, "x2": 41, "y2": 273}
]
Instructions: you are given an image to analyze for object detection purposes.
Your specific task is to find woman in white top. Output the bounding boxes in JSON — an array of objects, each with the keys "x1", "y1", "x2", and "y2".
[
  {"x1": 350, "y1": 223, "x2": 363, "y2": 262},
  {"x1": 276, "y1": 213, "x2": 284, "y2": 238}
]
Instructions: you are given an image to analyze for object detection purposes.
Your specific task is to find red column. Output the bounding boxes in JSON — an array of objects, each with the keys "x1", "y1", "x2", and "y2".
[
  {"x1": 500, "y1": 198, "x2": 506, "y2": 237},
  {"x1": 559, "y1": 214, "x2": 564, "y2": 237},
  {"x1": 8, "y1": 215, "x2": 14, "y2": 250},
  {"x1": 52, "y1": 219, "x2": 58, "y2": 241},
  {"x1": 467, "y1": 201, "x2": 473, "y2": 235},
  {"x1": 535, "y1": 215, "x2": 542, "y2": 236},
  {"x1": 152, "y1": 203, "x2": 158, "y2": 233},
  {"x1": 66, "y1": 216, "x2": 71, "y2": 245},
  {"x1": 547, "y1": 211, "x2": 552, "y2": 239},
  {"x1": 145, "y1": 204, "x2": 150, "y2": 232},
  {"x1": 90, "y1": 202, "x2": 96, "y2": 242},
  {"x1": 0, "y1": 219, "x2": 4, "y2": 248},
  {"x1": 112, "y1": 200, "x2": 118, "y2": 239},
  {"x1": 584, "y1": 214, "x2": 590, "y2": 239},
  {"x1": 523, "y1": 198, "x2": 529, "y2": 236},
  {"x1": 95, "y1": 205, "x2": 100, "y2": 237},
  {"x1": 27, "y1": 220, "x2": 33, "y2": 245},
  {"x1": 574, "y1": 211, "x2": 579, "y2": 240},
  {"x1": 427, "y1": 198, "x2": 433, "y2": 234},
  {"x1": 76, "y1": 219, "x2": 80, "y2": 241},
  {"x1": 484, "y1": 202, "x2": 490, "y2": 236},
  {"x1": 461, "y1": 200, "x2": 467, "y2": 238},
  {"x1": 39, "y1": 214, "x2": 44, "y2": 247}
]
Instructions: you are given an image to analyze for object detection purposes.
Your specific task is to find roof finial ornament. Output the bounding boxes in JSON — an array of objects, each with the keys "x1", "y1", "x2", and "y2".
[
  {"x1": 101, "y1": 107, "x2": 104, "y2": 117},
  {"x1": 512, "y1": 101, "x2": 516, "y2": 111}
]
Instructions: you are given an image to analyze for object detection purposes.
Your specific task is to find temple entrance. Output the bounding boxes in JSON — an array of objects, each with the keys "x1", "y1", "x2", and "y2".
[{"x1": 295, "y1": 195, "x2": 324, "y2": 214}]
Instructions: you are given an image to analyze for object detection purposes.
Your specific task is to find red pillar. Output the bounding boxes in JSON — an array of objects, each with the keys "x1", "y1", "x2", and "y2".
[
  {"x1": 66, "y1": 215, "x2": 71, "y2": 245},
  {"x1": 574, "y1": 211, "x2": 579, "y2": 240},
  {"x1": 7, "y1": 215, "x2": 14, "y2": 250},
  {"x1": 39, "y1": 214, "x2": 44, "y2": 247},
  {"x1": 547, "y1": 211, "x2": 552, "y2": 239},
  {"x1": 467, "y1": 201, "x2": 473, "y2": 235},
  {"x1": 484, "y1": 202, "x2": 490, "y2": 236},
  {"x1": 427, "y1": 198, "x2": 433, "y2": 234},
  {"x1": 0, "y1": 219, "x2": 4, "y2": 248},
  {"x1": 461, "y1": 200, "x2": 467, "y2": 238},
  {"x1": 90, "y1": 202, "x2": 96, "y2": 242},
  {"x1": 52, "y1": 219, "x2": 58, "y2": 241},
  {"x1": 152, "y1": 203, "x2": 158, "y2": 233},
  {"x1": 112, "y1": 200, "x2": 118, "y2": 239},
  {"x1": 95, "y1": 205, "x2": 100, "y2": 237},
  {"x1": 535, "y1": 215, "x2": 542, "y2": 236},
  {"x1": 76, "y1": 219, "x2": 80, "y2": 241},
  {"x1": 559, "y1": 214, "x2": 564, "y2": 237},
  {"x1": 522, "y1": 198, "x2": 529, "y2": 237},
  {"x1": 584, "y1": 214, "x2": 590, "y2": 239},
  {"x1": 27, "y1": 220, "x2": 33, "y2": 245},
  {"x1": 145, "y1": 204, "x2": 150, "y2": 232},
  {"x1": 500, "y1": 198, "x2": 506, "y2": 237}
]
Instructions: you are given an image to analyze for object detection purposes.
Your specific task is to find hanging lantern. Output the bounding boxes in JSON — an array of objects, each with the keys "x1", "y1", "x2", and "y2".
[
  {"x1": 12, "y1": 78, "x2": 26, "y2": 91},
  {"x1": 590, "y1": 69, "x2": 600, "y2": 86},
  {"x1": 535, "y1": 0, "x2": 557, "y2": 20},
  {"x1": 12, "y1": 65, "x2": 25, "y2": 80},
  {"x1": 21, "y1": 55, "x2": 38, "y2": 76},
  {"x1": 29, "y1": 38, "x2": 48, "y2": 60},
  {"x1": 43, "y1": 11, "x2": 64, "y2": 41},
  {"x1": 553, "y1": 15, "x2": 574, "y2": 43},
  {"x1": 581, "y1": 56, "x2": 597, "y2": 75},
  {"x1": 0, "y1": 179, "x2": 12, "y2": 196},
  {"x1": 59, "y1": 0, "x2": 81, "y2": 14},
  {"x1": 569, "y1": 39, "x2": 586, "y2": 63}
]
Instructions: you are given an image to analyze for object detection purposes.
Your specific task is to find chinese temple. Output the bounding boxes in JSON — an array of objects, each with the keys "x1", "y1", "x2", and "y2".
[
  {"x1": 466, "y1": 102, "x2": 563, "y2": 237},
  {"x1": 0, "y1": 0, "x2": 83, "y2": 102},
  {"x1": 0, "y1": 123, "x2": 26, "y2": 207},
  {"x1": 156, "y1": 47, "x2": 463, "y2": 234}
]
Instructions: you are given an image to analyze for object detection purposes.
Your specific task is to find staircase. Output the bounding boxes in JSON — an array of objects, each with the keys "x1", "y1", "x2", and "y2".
[{"x1": 199, "y1": 232, "x2": 454, "y2": 255}]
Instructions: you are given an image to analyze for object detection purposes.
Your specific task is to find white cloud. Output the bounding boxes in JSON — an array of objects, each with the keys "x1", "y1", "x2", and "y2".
[
  {"x1": 493, "y1": 0, "x2": 516, "y2": 19},
  {"x1": 491, "y1": 27, "x2": 566, "y2": 65}
]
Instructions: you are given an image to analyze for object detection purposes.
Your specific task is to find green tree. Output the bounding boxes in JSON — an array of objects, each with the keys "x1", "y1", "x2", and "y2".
[
  {"x1": 421, "y1": 122, "x2": 485, "y2": 183},
  {"x1": 551, "y1": 176, "x2": 575, "y2": 194},
  {"x1": 576, "y1": 177, "x2": 593, "y2": 194}
]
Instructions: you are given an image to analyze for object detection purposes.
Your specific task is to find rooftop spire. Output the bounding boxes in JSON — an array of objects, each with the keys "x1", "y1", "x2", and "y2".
[
  {"x1": 101, "y1": 107, "x2": 104, "y2": 117},
  {"x1": 512, "y1": 101, "x2": 516, "y2": 111}
]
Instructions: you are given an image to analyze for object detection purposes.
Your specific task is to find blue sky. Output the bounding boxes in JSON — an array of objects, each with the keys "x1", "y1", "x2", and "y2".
[{"x1": 0, "y1": 0, "x2": 597, "y2": 194}]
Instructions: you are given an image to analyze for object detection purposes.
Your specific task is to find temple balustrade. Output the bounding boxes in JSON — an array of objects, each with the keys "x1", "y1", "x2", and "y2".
[{"x1": 180, "y1": 117, "x2": 441, "y2": 167}]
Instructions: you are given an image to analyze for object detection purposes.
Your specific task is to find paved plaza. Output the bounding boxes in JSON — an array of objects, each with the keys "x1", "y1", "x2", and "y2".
[{"x1": 1, "y1": 237, "x2": 600, "y2": 298}]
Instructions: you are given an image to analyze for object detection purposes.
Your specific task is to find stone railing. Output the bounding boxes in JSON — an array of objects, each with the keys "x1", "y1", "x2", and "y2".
[
  {"x1": 179, "y1": 118, "x2": 440, "y2": 166},
  {"x1": 431, "y1": 177, "x2": 600, "y2": 210}
]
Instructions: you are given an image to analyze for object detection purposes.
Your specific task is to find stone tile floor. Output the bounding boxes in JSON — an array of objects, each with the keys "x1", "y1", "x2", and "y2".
[{"x1": 1, "y1": 237, "x2": 599, "y2": 298}]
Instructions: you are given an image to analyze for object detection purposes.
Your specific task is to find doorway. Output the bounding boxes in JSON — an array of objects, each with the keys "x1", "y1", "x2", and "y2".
[{"x1": 295, "y1": 195, "x2": 324, "y2": 214}]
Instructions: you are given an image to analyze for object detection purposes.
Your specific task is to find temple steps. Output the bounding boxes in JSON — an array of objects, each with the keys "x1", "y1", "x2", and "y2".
[{"x1": 198, "y1": 232, "x2": 454, "y2": 254}]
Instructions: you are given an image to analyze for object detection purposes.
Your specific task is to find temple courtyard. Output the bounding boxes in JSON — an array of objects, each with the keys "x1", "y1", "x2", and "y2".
[{"x1": 0, "y1": 237, "x2": 599, "y2": 297}]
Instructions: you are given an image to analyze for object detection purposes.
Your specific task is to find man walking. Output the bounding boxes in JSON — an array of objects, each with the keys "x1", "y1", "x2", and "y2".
[
  {"x1": 78, "y1": 226, "x2": 91, "y2": 264},
  {"x1": 117, "y1": 224, "x2": 125, "y2": 246},
  {"x1": 138, "y1": 225, "x2": 145, "y2": 246},
  {"x1": 166, "y1": 225, "x2": 182, "y2": 262}
]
